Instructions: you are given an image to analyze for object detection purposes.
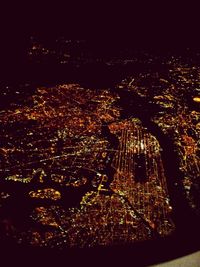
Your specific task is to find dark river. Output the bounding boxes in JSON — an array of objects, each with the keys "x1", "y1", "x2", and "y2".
[{"x1": 1, "y1": 53, "x2": 200, "y2": 263}]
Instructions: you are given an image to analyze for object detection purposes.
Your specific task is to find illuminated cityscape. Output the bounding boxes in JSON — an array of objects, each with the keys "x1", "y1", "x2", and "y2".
[
  {"x1": 118, "y1": 61, "x2": 200, "y2": 216},
  {"x1": 0, "y1": 38, "x2": 200, "y2": 251}
]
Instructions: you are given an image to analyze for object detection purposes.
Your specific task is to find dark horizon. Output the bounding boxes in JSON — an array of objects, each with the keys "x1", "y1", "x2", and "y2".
[{"x1": 1, "y1": 1, "x2": 200, "y2": 49}]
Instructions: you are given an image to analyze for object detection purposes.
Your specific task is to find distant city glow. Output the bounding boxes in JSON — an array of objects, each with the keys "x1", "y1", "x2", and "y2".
[{"x1": 193, "y1": 96, "x2": 200, "y2": 102}]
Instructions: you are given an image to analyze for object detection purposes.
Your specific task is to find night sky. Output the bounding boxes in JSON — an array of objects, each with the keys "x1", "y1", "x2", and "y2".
[
  {"x1": 1, "y1": 2, "x2": 200, "y2": 47},
  {"x1": 1, "y1": 2, "x2": 200, "y2": 81}
]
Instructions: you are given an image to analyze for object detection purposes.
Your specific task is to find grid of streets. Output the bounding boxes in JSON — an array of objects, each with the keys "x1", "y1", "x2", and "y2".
[{"x1": 0, "y1": 83, "x2": 174, "y2": 248}]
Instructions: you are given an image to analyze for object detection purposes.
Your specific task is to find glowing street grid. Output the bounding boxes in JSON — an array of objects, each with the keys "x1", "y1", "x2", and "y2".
[{"x1": 0, "y1": 84, "x2": 174, "y2": 248}]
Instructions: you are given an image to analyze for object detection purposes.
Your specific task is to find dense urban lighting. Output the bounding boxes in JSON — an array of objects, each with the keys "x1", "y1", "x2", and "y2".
[{"x1": 0, "y1": 38, "x2": 200, "y2": 250}]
